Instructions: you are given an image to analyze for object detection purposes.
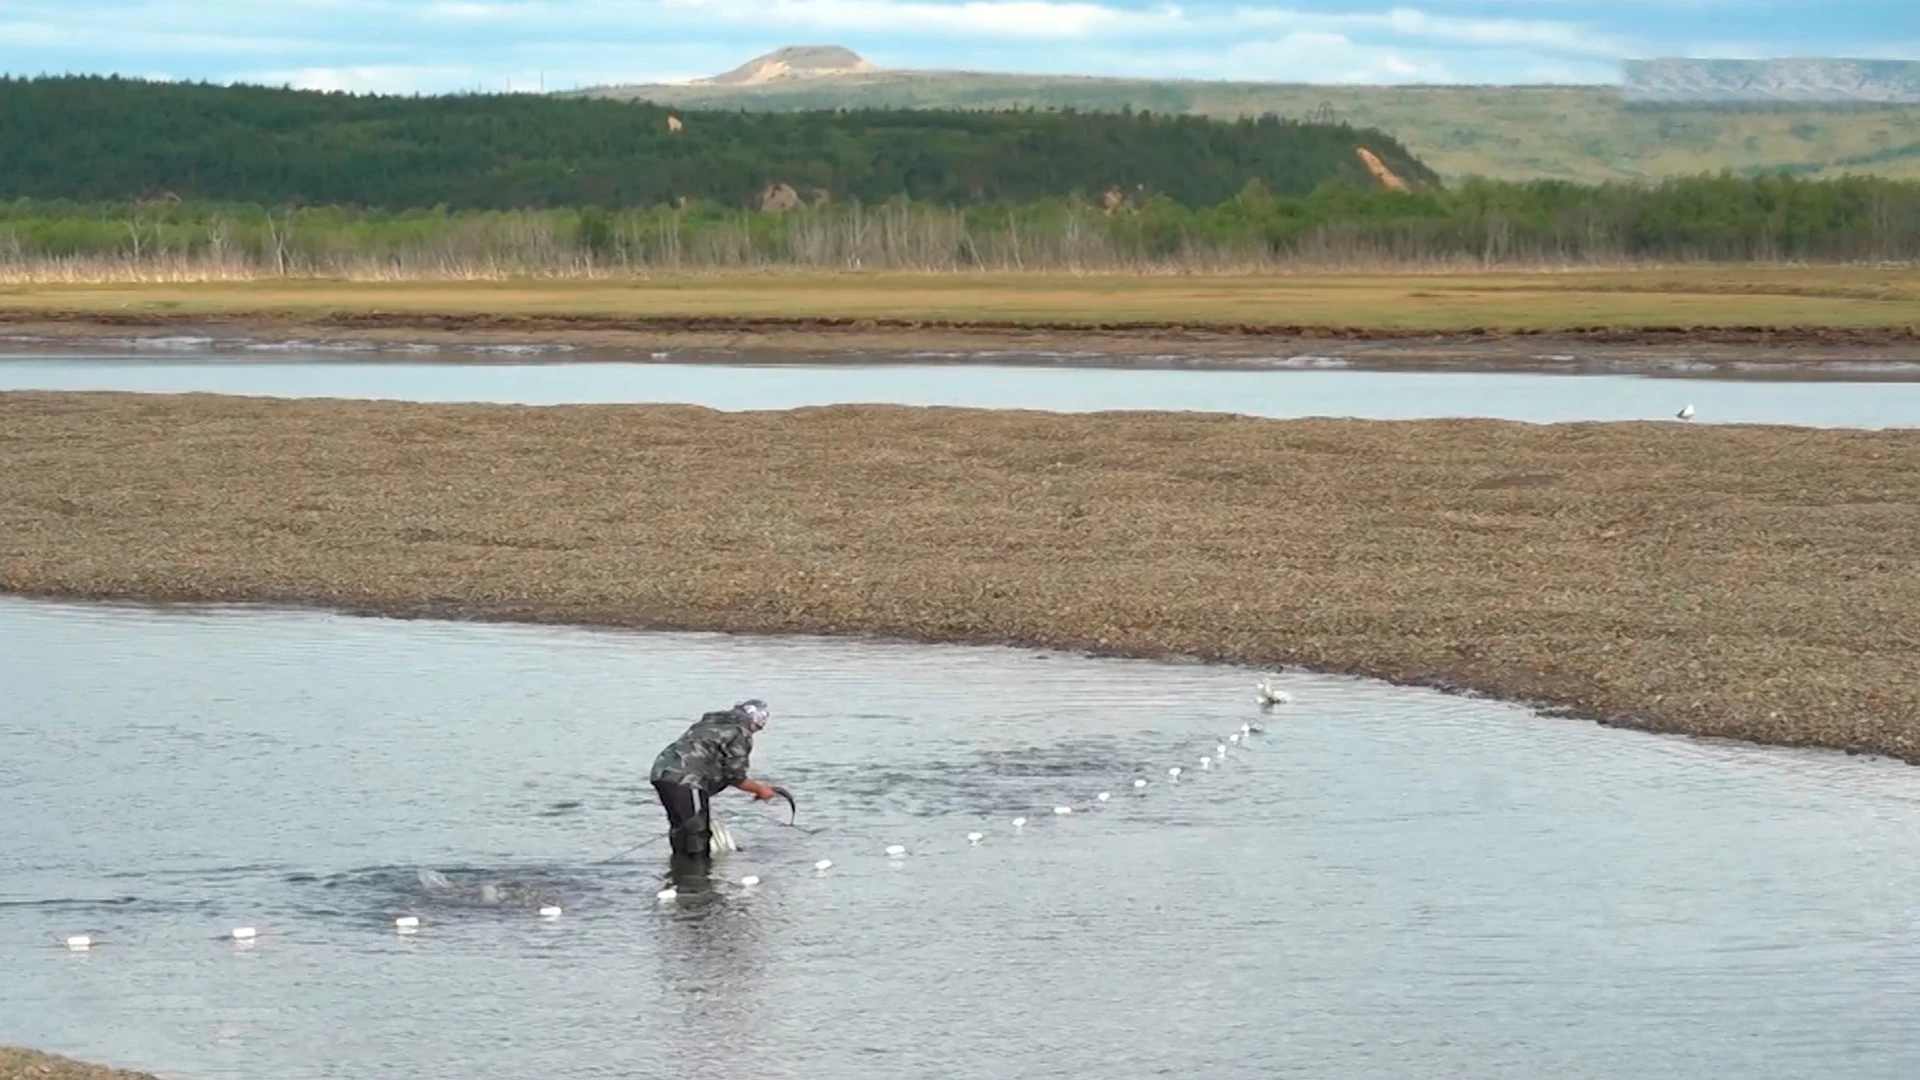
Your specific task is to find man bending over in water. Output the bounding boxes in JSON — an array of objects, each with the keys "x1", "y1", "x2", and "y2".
[{"x1": 650, "y1": 699, "x2": 780, "y2": 860}]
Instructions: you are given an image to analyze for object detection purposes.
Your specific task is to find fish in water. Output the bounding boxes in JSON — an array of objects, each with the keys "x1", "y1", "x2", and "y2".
[
  {"x1": 770, "y1": 784, "x2": 798, "y2": 824},
  {"x1": 710, "y1": 784, "x2": 799, "y2": 852}
]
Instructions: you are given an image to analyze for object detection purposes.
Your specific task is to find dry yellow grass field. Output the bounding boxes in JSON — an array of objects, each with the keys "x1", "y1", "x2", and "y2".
[{"x1": 2, "y1": 267, "x2": 1918, "y2": 339}]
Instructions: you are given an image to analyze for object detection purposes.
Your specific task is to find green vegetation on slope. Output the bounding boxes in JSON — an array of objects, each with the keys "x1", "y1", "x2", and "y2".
[
  {"x1": 6, "y1": 174, "x2": 1916, "y2": 273},
  {"x1": 0, "y1": 76, "x2": 1433, "y2": 211},
  {"x1": 579, "y1": 75, "x2": 1920, "y2": 184}
]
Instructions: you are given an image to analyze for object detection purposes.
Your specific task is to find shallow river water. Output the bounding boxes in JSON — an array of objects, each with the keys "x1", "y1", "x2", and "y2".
[
  {"x1": 4, "y1": 597, "x2": 1919, "y2": 1079},
  {"x1": 3, "y1": 349, "x2": 1919, "y2": 426}
]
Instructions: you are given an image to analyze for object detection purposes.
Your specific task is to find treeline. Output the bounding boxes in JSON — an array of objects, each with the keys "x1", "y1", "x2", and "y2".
[
  {"x1": 0, "y1": 76, "x2": 1434, "y2": 212},
  {"x1": 3, "y1": 174, "x2": 1915, "y2": 276}
]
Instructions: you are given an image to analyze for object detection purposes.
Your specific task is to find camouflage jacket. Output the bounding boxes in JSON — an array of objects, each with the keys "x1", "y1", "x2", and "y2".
[{"x1": 649, "y1": 710, "x2": 755, "y2": 793}]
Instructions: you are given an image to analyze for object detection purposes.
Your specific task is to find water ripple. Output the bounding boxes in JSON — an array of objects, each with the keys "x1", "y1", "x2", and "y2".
[{"x1": 3, "y1": 595, "x2": 1919, "y2": 1080}]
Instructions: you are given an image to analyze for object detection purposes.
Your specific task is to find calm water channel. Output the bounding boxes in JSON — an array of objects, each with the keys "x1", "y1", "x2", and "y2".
[
  {"x1": 4, "y1": 597, "x2": 1918, "y2": 1079},
  {"x1": 2, "y1": 349, "x2": 1918, "y2": 426}
]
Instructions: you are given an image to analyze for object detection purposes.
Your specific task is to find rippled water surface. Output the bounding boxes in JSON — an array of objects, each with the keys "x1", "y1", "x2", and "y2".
[
  {"x1": 4, "y1": 597, "x2": 1919, "y2": 1079},
  {"x1": 3, "y1": 349, "x2": 1918, "y2": 426}
]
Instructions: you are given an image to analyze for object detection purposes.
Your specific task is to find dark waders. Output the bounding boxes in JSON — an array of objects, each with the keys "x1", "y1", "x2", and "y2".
[{"x1": 653, "y1": 779, "x2": 713, "y2": 859}]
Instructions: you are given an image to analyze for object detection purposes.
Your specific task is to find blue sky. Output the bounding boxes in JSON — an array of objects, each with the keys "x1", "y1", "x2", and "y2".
[{"x1": 2, "y1": 0, "x2": 1914, "y2": 94}]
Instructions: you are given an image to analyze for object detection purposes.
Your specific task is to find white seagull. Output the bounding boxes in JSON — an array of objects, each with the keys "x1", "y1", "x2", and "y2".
[{"x1": 1257, "y1": 677, "x2": 1292, "y2": 707}]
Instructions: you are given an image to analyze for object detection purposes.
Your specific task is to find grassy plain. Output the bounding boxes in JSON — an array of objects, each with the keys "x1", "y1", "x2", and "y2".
[{"x1": 3, "y1": 267, "x2": 1919, "y2": 342}]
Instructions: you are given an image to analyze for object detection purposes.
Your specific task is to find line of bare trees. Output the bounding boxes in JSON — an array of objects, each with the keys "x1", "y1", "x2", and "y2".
[{"x1": 3, "y1": 179, "x2": 1916, "y2": 281}]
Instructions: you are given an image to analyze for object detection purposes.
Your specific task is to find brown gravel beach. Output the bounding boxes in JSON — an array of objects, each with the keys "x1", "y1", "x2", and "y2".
[
  {"x1": 2, "y1": 390, "x2": 1916, "y2": 762},
  {"x1": 0, "y1": 1048, "x2": 162, "y2": 1080}
]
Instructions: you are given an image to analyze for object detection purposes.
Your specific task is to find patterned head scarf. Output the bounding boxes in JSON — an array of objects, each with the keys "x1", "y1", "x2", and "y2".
[{"x1": 735, "y1": 699, "x2": 770, "y2": 731}]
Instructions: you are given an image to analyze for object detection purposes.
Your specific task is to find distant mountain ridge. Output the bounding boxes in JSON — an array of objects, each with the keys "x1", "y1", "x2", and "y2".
[
  {"x1": 1623, "y1": 58, "x2": 1920, "y2": 104},
  {"x1": 575, "y1": 48, "x2": 1920, "y2": 184}
]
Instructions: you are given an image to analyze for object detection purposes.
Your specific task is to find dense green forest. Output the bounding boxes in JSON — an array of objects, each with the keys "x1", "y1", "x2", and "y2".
[
  {"x1": 582, "y1": 73, "x2": 1920, "y2": 185},
  {"x1": 0, "y1": 76, "x2": 1436, "y2": 212},
  {"x1": 4, "y1": 173, "x2": 1914, "y2": 273}
]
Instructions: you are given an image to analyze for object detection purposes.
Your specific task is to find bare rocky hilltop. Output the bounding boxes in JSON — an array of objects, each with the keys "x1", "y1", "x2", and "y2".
[{"x1": 693, "y1": 44, "x2": 880, "y2": 86}]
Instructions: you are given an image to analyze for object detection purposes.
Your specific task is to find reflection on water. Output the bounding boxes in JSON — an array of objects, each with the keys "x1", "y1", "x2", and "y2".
[
  {"x1": 2, "y1": 596, "x2": 1918, "y2": 1080},
  {"x1": 1, "y1": 350, "x2": 1917, "y2": 426}
]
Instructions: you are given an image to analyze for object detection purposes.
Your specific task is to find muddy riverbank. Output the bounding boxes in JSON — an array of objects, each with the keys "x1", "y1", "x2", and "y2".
[
  {"x1": 2, "y1": 390, "x2": 1916, "y2": 762},
  {"x1": 5, "y1": 312, "x2": 1920, "y2": 377}
]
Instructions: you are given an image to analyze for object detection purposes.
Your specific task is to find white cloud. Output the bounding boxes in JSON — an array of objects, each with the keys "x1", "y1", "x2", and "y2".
[
  {"x1": 751, "y1": 0, "x2": 1182, "y2": 36},
  {"x1": 1215, "y1": 6, "x2": 1627, "y2": 58},
  {"x1": 1380, "y1": 53, "x2": 1421, "y2": 76},
  {"x1": 426, "y1": 1, "x2": 507, "y2": 19},
  {"x1": 415, "y1": 0, "x2": 1186, "y2": 38},
  {"x1": 1034, "y1": 30, "x2": 1469, "y2": 84},
  {"x1": 228, "y1": 63, "x2": 710, "y2": 92},
  {"x1": 2, "y1": 11, "x2": 371, "y2": 56},
  {"x1": 0, "y1": 0, "x2": 1672, "y2": 89},
  {"x1": 242, "y1": 64, "x2": 481, "y2": 92},
  {"x1": 422, "y1": 0, "x2": 547, "y2": 19},
  {"x1": 0, "y1": 21, "x2": 63, "y2": 46},
  {"x1": 1215, "y1": 34, "x2": 1457, "y2": 82},
  {"x1": 254, "y1": 0, "x2": 1621, "y2": 51},
  {"x1": 1374, "y1": 7, "x2": 1626, "y2": 55}
]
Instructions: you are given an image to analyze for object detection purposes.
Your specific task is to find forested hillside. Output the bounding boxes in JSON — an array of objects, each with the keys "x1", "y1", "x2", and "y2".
[
  {"x1": 7, "y1": 74, "x2": 1912, "y2": 275},
  {"x1": 587, "y1": 73, "x2": 1920, "y2": 184},
  {"x1": 0, "y1": 76, "x2": 1436, "y2": 211}
]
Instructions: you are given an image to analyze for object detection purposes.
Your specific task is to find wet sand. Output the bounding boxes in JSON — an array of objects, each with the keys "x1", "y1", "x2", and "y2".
[
  {"x1": 0, "y1": 1048, "x2": 160, "y2": 1080},
  {"x1": 6, "y1": 311, "x2": 1920, "y2": 378},
  {"x1": 3, "y1": 390, "x2": 1916, "y2": 763},
  {"x1": 11, "y1": 311, "x2": 1920, "y2": 386}
]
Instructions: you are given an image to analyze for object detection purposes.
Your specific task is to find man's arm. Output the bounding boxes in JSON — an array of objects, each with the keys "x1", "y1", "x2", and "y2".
[
  {"x1": 732, "y1": 778, "x2": 778, "y2": 800},
  {"x1": 716, "y1": 728, "x2": 775, "y2": 799}
]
